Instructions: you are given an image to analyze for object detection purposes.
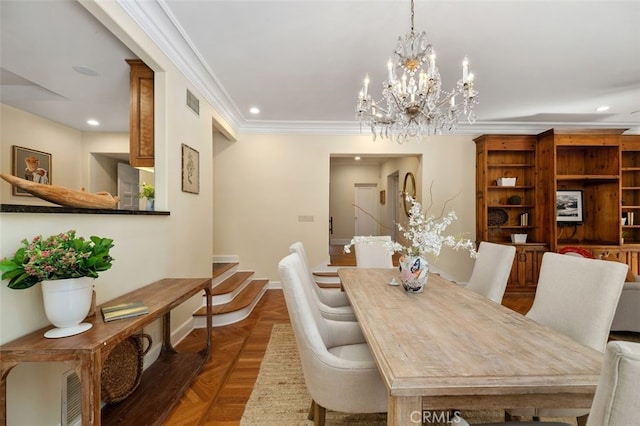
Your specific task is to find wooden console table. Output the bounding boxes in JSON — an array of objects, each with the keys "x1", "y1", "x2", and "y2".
[{"x1": 0, "y1": 277, "x2": 212, "y2": 425}]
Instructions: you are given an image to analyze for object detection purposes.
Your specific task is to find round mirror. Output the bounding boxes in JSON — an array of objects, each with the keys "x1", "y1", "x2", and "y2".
[{"x1": 402, "y1": 172, "x2": 416, "y2": 217}]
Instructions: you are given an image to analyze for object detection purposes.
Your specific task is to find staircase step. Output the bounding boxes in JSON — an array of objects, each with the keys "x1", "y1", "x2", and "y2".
[
  {"x1": 213, "y1": 279, "x2": 268, "y2": 314},
  {"x1": 194, "y1": 279, "x2": 269, "y2": 328},
  {"x1": 212, "y1": 271, "x2": 254, "y2": 296},
  {"x1": 213, "y1": 262, "x2": 238, "y2": 279}
]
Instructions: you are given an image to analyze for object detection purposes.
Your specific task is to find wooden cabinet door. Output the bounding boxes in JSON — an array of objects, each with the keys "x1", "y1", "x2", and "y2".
[
  {"x1": 621, "y1": 246, "x2": 640, "y2": 275},
  {"x1": 127, "y1": 59, "x2": 154, "y2": 168},
  {"x1": 507, "y1": 244, "x2": 548, "y2": 292}
]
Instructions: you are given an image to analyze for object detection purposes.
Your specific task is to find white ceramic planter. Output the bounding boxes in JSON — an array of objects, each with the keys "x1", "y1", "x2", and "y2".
[{"x1": 41, "y1": 277, "x2": 94, "y2": 338}]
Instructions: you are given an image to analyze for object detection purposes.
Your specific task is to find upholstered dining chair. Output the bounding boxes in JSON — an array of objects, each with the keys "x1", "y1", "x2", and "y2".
[
  {"x1": 505, "y1": 252, "x2": 628, "y2": 425},
  {"x1": 471, "y1": 340, "x2": 640, "y2": 426},
  {"x1": 278, "y1": 252, "x2": 388, "y2": 426},
  {"x1": 354, "y1": 235, "x2": 394, "y2": 268},
  {"x1": 465, "y1": 241, "x2": 516, "y2": 303},
  {"x1": 558, "y1": 248, "x2": 640, "y2": 334},
  {"x1": 289, "y1": 242, "x2": 356, "y2": 322}
]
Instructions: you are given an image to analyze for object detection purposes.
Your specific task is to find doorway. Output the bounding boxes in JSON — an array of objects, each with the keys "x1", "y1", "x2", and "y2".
[{"x1": 329, "y1": 155, "x2": 420, "y2": 245}]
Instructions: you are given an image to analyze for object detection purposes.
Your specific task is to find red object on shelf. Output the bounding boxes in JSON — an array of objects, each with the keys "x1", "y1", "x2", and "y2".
[{"x1": 558, "y1": 247, "x2": 595, "y2": 258}]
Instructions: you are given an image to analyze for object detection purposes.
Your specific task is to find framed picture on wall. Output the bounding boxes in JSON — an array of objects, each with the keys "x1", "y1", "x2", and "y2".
[
  {"x1": 12, "y1": 145, "x2": 52, "y2": 196},
  {"x1": 181, "y1": 143, "x2": 199, "y2": 194},
  {"x1": 556, "y1": 190, "x2": 584, "y2": 223}
]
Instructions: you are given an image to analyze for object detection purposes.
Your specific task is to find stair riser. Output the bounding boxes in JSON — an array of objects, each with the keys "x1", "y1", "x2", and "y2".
[
  {"x1": 212, "y1": 277, "x2": 252, "y2": 306},
  {"x1": 194, "y1": 287, "x2": 268, "y2": 328}
]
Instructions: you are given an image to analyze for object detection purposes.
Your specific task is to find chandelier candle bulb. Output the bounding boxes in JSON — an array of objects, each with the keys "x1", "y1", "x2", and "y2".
[
  {"x1": 429, "y1": 52, "x2": 435, "y2": 74},
  {"x1": 388, "y1": 59, "x2": 393, "y2": 81},
  {"x1": 363, "y1": 75, "x2": 369, "y2": 98},
  {"x1": 463, "y1": 56, "x2": 469, "y2": 81}
]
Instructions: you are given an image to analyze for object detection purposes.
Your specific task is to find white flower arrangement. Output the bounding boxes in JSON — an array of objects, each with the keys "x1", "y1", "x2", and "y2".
[{"x1": 344, "y1": 195, "x2": 477, "y2": 259}]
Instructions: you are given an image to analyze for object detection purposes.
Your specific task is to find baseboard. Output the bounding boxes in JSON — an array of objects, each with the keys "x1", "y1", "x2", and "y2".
[{"x1": 267, "y1": 280, "x2": 282, "y2": 290}]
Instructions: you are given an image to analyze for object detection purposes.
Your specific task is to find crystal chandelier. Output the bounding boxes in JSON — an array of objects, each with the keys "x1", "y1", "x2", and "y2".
[{"x1": 355, "y1": 0, "x2": 478, "y2": 143}]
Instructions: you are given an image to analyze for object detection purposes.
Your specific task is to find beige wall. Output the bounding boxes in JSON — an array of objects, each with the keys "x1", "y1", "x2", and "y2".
[
  {"x1": 213, "y1": 133, "x2": 478, "y2": 283},
  {"x1": 0, "y1": 1, "x2": 220, "y2": 423}
]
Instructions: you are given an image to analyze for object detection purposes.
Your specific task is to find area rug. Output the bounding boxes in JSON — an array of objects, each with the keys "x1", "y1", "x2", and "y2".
[{"x1": 240, "y1": 324, "x2": 578, "y2": 425}]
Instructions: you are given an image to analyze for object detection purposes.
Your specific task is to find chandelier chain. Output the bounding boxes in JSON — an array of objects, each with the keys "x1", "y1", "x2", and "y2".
[{"x1": 410, "y1": 0, "x2": 415, "y2": 32}]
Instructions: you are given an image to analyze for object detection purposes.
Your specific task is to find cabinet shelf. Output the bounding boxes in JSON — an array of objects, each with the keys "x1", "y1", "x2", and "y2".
[
  {"x1": 556, "y1": 174, "x2": 619, "y2": 181},
  {"x1": 622, "y1": 167, "x2": 640, "y2": 172},
  {"x1": 488, "y1": 186, "x2": 535, "y2": 189},
  {"x1": 488, "y1": 204, "x2": 535, "y2": 208},
  {"x1": 489, "y1": 225, "x2": 535, "y2": 230},
  {"x1": 488, "y1": 164, "x2": 535, "y2": 168}
]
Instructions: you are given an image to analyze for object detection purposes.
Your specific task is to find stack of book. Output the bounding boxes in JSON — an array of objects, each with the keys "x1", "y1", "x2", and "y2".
[
  {"x1": 519, "y1": 212, "x2": 529, "y2": 226},
  {"x1": 101, "y1": 301, "x2": 149, "y2": 322}
]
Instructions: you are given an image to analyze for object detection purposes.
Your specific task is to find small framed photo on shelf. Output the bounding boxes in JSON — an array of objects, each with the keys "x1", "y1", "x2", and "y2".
[
  {"x1": 556, "y1": 190, "x2": 583, "y2": 223},
  {"x1": 181, "y1": 144, "x2": 199, "y2": 194},
  {"x1": 12, "y1": 145, "x2": 52, "y2": 196}
]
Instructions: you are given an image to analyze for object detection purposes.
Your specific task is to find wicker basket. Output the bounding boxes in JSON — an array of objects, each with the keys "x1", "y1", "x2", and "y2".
[{"x1": 101, "y1": 333, "x2": 152, "y2": 404}]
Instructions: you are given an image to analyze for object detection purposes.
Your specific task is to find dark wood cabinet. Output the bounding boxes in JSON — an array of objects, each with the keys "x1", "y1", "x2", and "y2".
[
  {"x1": 476, "y1": 129, "x2": 639, "y2": 292},
  {"x1": 508, "y1": 243, "x2": 547, "y2": 292},
  {"x1": 475, "y1": 134, "x2": 548, "y2": 292},
  {"x1": 126, "y1": 59, "x2": 154, "y2": 168},
  {"x1": 538, "y1": 129, "x2": 623, "y2": 250}
]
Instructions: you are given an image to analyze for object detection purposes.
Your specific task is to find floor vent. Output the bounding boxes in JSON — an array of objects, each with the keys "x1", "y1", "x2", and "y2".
[{"x1": 61, "y1": 369, "x2": 81, "y2": 426}]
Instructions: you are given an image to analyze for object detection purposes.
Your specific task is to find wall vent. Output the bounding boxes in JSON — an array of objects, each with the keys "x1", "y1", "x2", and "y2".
[
  {"x1": 61, "y1": 369, "x2": 81, "y2": 426},
  {"x1": 186, "y1": 89, "x2": 200, "y2": 116}
]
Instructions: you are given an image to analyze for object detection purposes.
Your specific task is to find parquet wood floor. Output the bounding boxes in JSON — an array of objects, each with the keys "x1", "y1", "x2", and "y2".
[{"x1": 165, "y1": 247, "x2": 538, "y2": 425}]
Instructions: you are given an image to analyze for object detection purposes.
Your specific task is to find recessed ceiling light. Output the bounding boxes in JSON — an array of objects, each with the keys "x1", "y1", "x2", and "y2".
[
  {"x1": 596, "y1": 105, "x2": 610, "y2": 112},
  {"x1": 72, "y1": 65, "x2": 99, "y2": 77},
  {"x1": 87, "y1": 119, "x2": 100, "y2": 126},
  {"x1": 249, "y1": 107, "x2": 260, "y2": 114},
  {"x1": 355, "y1": 156, "x2": 361, "y2": 161}
]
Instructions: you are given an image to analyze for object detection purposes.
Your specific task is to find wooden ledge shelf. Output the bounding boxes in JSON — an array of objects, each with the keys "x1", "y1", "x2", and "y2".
[
  {"x1": 1, "y1": 204, "x2": 169, "y2": 215},
  {"x1": 0, "y1": 277, "x2": 212, "y2": 426}
]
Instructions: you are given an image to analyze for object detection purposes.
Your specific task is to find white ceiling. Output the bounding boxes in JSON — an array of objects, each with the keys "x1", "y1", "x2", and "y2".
[{"x1": 1, "y1": 0, "x2": 639, "y2": 135}]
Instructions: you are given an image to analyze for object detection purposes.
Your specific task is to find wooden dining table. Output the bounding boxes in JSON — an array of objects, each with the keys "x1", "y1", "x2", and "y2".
[{"x1": 338, "y1": 268, "x2": 604, "y2": 426}]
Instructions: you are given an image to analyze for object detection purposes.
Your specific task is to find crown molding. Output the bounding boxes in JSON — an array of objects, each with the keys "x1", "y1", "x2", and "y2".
[
  {"x1": 117, "y1": 0, "x2": 243, "y2": 133},
  {"x1": 115, "y1": 1, "x2": 640, "y2": 139},
  {"x1": 239, "y1": 120, "x2": 640, "y2": 136}
]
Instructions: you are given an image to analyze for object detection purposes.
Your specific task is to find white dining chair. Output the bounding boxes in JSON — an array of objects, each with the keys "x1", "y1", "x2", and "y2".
[
  {"x1": 288, "y1": 242, "x2": 355, "y2": 322},
  {"x1": 354, "y1": 235, "x2": 394, "y2": 268},
  {"x1": 474, "y1": 340, "x2": 640, "y2": 426},
  {"x1": 465, "y1": 241, "x2": 516, "y2": 303},
  {"x1": 278, "y1": 252, "x2": 387, "y2": 425},
  {"x1": 505, "y1": 252, "x2": 628, "y2": 424}
]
